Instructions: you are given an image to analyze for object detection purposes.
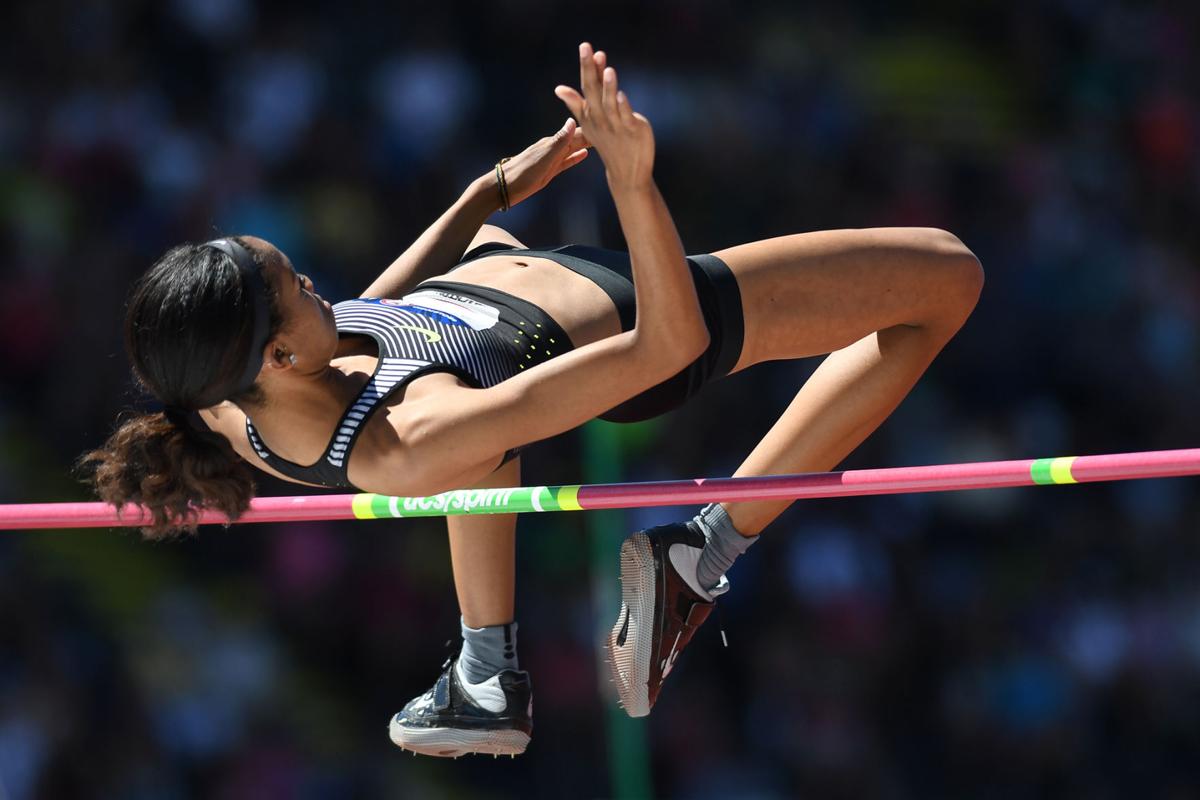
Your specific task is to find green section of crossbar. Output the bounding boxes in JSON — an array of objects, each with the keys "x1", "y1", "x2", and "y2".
[{"x1": 350, "y1": 485, "x2": 584, "y2": 519}]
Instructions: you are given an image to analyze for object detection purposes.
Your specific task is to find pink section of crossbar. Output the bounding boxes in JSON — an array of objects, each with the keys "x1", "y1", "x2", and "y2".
[
  {"x1": 575, "y1": 448, "x2": 1200, "y2": 508},
  {"x1": 1, "y1": 448, "x2": 1198, "y2": 529},
  {"x1": 2, "y1": 494, "x2": 361, "y2": 530}
]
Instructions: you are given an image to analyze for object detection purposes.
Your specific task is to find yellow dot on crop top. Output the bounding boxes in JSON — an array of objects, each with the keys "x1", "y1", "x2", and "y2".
[
  {"x1": 549, "y1": 338, "x2": 556, "y2": 344},
  {"x1": 533, "y1": 334, "x2": 539, "y2": 339},
  {"x1": 513, "y1": 339, "x2": 520, "y2": 344},
  {"x1": 519, "y1": 321, "x2": 525, "y2": 326},
  {"x1": 535, "y1": 323, "x2": 542, "y2": 328},
  {"x1": 518, "y1": 330, "x2": 524, "y2": 335},
  {"x1": 526, "y1": 354, "x2": 532, "y2": 360}
]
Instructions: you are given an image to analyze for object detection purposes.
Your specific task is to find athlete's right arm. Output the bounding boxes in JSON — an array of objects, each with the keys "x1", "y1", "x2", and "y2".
[
  {"x1": 358, "y1": 327, "x2": 702, "y2": 495},
  {"x1": 353, "y1": 45, "x2": 713, "y2": 496},
  {"x1": 356, "y1": 181, "x2": 711, "y2": 496},
  {"x1": 553, "y1": 42, "x2": 709, "y2": 351}
]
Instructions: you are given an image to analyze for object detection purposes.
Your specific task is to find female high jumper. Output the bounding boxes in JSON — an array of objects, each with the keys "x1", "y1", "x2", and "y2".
[{"x1": 85, "y1": 43, "x2": 982, "y2": 757}]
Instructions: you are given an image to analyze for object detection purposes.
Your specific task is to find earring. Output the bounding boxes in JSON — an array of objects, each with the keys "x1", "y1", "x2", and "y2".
[{"x1": 288, "y1": 353, "x2": 298, "y2": 366}]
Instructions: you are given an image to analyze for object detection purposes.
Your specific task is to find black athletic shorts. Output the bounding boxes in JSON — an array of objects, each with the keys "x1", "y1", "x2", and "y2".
[{"x1": 439, "y1": 242, "x2": 745, "y2": 423}]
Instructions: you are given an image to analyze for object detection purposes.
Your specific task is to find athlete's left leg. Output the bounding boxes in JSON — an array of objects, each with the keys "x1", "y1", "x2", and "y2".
[
  {"x1": 715, "y1": 226, "x2": 983, "y2": 533},
  {"x1": 608, "y1": 226, "x2": 982, "y2": 717}
]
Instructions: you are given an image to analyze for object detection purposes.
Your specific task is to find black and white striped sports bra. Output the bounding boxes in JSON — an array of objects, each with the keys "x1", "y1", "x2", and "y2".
[{"x1": 245, "y1": 282, "x2": 572, "y2": 488}]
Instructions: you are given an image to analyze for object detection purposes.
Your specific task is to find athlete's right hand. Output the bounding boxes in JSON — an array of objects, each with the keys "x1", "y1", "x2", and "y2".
[{"x1": 554, "y1": 42, "x2": 655, "y2": 191}]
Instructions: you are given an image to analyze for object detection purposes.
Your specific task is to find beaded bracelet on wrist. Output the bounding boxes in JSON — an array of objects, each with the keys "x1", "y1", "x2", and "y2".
[{"x1": 495, "y1": 157, "x2": 511, "y2": 212}]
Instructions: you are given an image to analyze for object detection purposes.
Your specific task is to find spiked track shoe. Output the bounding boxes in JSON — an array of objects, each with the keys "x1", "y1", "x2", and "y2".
[
  {"x1": 606, "y1": 522, "x2": 718, "y2": 717},
  {"x1": 389, "y1": 657, "x2": 532, "y2": 757}
]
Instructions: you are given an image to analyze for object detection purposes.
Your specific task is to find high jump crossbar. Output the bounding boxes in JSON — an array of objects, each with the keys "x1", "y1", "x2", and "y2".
[{"x1": 2, "y1": 448, "x2": 1198, "y2": 530}]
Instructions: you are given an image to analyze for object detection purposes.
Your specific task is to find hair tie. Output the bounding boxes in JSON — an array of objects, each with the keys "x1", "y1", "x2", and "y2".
[{"x1": 164, "y1": 406, "x2": 193, "y2": 429}]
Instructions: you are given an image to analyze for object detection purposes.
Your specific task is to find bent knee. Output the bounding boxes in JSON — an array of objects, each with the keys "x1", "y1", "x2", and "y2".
[
  {"x1": 907, "y1": 227, "x2": 976, "y2": 262},
  {"x1": 912, "y1": 227, "x2": 983, "y2": 306},
  {"x1": 894, "y1": 227, "x2": 983, "y2": 330}
]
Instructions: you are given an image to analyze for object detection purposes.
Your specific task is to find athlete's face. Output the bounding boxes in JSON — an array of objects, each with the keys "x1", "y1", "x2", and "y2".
[{"x1": 242, "y1": 236, "x2": 338, "y2": 369}]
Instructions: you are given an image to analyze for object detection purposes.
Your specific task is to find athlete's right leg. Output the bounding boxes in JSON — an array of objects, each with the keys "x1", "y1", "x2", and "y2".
[
  {"x1": 389, "y1": 455, "x2": 533, "y2": 757},
  {"x1": 447, "y1": 455, "x2": 520, "y2": 631},
  {"x1": 388, "y1": 222, "x2": 535, "y2": 758}
]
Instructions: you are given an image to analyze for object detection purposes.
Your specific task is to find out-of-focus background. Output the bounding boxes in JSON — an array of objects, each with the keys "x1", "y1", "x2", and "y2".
[{"x1": 2, "y1": 1, "x2": 1199, "y2": 797}]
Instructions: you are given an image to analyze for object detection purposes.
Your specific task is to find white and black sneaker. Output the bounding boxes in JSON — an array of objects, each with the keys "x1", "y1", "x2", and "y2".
[
  {"x1": 388, "y1": 657, "x2": 533, "y2": 757},
  {"x1": 606, "y1": 522, "x2": 728, "y2": 718}
]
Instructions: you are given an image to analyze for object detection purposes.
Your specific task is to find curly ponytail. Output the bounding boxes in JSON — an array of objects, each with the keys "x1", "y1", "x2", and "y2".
[
  {"x1": 82, "y1": 237, "x2": 280, "y2": 537},
  {"x1": 81, "y1": 411, "x2": 256, "y2": 537}
]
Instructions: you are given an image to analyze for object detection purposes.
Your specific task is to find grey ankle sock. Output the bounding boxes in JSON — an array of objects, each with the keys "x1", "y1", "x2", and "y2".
[
  {"x1": 693, "y1": 503, "x2": 758, "y2": 593},
  {"x1": 459, "y1": 618, "x2": 518, "y2": 683}
]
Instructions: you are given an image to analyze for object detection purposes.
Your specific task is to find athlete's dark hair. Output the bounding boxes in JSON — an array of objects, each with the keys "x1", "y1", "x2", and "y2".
[{"x1": 80, "y1": 237, "x2": 282, "y2": 538}]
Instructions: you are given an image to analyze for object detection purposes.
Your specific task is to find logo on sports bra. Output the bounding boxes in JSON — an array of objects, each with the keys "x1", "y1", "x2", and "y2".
[
  {"x1": 399, "y1": 290, "x2": 500, "y2": 331},
  {"x1": 396, "y1": 324, "x2": 442, "y2": 343}
]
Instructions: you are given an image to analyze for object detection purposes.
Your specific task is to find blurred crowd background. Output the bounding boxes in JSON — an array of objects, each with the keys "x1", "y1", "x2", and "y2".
[{"x1": 2, "y1": 0, "x2": 1199, "y2": 797}]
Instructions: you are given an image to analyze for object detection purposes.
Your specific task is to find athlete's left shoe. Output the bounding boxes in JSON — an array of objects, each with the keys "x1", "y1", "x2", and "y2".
[
  {"x1": 388, "y1": 657, "x2": 533, "y2": 757},
  {"x1": 606, "y1": 521, "x2": 729, "y2": 718}
]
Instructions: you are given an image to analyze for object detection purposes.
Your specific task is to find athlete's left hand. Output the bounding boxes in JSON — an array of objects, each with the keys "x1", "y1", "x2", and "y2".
[{"x1": 496, "y1": 118, "x2": 591, "y2": 208}]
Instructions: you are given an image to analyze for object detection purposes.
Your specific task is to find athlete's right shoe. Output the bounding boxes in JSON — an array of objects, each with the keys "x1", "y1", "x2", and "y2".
[
  {"x1": 388, "y1": 656, "x2": 533, "y2": 757},
  {"x1": 606, "y1": 522, "x2": 728, "y2": 717}
]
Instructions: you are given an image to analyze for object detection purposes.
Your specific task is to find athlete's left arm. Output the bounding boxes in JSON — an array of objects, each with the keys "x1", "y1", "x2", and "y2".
[
  {"x1": 361, "y1": 176, "x2": 500, "y2": 300},
  {"x1": 361, "y1": 120, "x2": 590, "y2": 300}
]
